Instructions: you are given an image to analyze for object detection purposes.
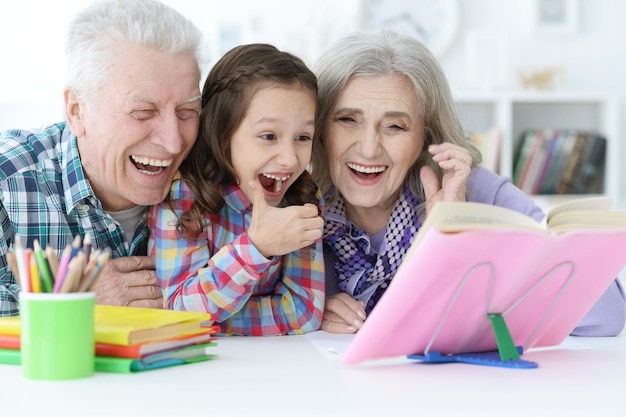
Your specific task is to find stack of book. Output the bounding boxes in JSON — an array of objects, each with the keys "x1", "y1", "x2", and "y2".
[{"x1": 0, "y1": 305, "x2": 218, "y2": 373}]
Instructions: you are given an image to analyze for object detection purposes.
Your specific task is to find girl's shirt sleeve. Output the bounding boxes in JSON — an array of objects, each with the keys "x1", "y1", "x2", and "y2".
[
  {"x1": 221, "y1": 224, "x2": 325, "y2": 336},
  {"x1": 148, "y1": 178, "x2": 324, "y2": 336}
]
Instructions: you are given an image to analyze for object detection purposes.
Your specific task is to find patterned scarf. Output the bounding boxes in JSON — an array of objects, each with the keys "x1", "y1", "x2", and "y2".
[{"x1": 324, "y1": 188, "x2": 422, "y2": 314}]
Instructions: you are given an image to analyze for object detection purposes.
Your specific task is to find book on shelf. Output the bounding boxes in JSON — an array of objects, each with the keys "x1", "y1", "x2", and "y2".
[
  {"x1": 538, "y1": 130, "x2": 576, "y2": 194},
  {"x1": 559, "y1": 132, "x2": 607, "y2": 195},
  {"x1": 341, "y1": 197, "x2": 626, "y2": 365},
  {"x1": 513, "y1": 129, "x2": 606, "y2": 195},
  {"x1": 0, "y1": 305, "x2": 215, "y2": 346},
  {"x1": 512, "y1": 129, "x2": 541, "y2": 191}
]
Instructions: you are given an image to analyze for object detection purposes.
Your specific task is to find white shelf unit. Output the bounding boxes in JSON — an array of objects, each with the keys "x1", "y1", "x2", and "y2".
[{"x1": 454, "y1": 91, "x2": 620, "y2": 209}]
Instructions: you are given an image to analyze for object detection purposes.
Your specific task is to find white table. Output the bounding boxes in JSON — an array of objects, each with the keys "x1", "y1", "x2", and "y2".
[{"x1": 1, "y1": 332, "x2": 625, "y2": 417}]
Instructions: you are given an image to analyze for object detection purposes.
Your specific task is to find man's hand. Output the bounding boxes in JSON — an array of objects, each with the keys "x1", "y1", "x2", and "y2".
[
  {"x1": 94, "y1": 256, "x2": 163, "y2": 309},
  {"x1": 321, "y1": 293, "x2": 367, "y2": 334}
]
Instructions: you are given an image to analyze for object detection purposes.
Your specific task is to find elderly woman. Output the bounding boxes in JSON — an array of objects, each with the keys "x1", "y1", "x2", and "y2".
[{"x1": 311, "y1": 30, "x2": 625, "y2": 336}]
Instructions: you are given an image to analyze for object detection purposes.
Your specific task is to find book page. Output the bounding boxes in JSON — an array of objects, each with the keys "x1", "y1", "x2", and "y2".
[
  {"x1": 545, "y1": 196, "x2": 613, "y2": 225},
  {"x1": 410, "y1": 201, "x2": 544, "y2": 251},
  {"x1": 423, "y1": 201, "x2": 543, "y2": 231},
  {"x1": 544, "y1": 197, "x2": 625, "y2": 233},
  {"x1": 548, "y1": 210, "x2": 626, "y2": 234}
]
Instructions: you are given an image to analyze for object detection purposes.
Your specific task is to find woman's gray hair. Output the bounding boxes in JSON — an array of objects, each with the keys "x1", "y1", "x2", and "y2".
[
  {"x1": 65, "y1": 0, "x2": 206, "y2": 105},
  {"x1": 311, "y1": 30, "x2": 481, "y2": 203}
]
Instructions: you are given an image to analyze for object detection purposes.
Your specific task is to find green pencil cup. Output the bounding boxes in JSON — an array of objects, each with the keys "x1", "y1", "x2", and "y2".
[{"x1": 20, "y1": 291, "x2": 95, "y2": 380}]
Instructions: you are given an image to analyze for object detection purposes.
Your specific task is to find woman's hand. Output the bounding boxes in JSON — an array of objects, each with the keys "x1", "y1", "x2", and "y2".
[
  {"x1": 420, "y1": 143, "x2": 472, "y2": 214},
  {"x1": 321, "y1": 293, "x2": 367, "y2": 333}
]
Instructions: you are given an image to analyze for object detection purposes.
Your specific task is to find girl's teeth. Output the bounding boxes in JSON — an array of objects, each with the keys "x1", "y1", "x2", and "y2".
[{"x1": 274, "y1": 179, "x2": 283, "y2": 193}]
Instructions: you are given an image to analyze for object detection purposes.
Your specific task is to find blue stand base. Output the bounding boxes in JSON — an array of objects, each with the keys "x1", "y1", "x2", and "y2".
[{"x1": 407, "y1": 347, "x2": 538, "y2": 369}]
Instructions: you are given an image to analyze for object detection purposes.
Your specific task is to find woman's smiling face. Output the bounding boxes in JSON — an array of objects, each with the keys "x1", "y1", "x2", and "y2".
[{"x1": 323, "y1": 74, "x2": 423, "y2": 219}]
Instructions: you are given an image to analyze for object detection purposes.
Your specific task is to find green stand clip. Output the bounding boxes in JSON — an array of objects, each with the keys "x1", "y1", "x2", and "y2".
[
  {"x1": 407, "y1": 312, "x2": 539, "y2": 369},
  {"x1": 487, "y1": 312, "x2": 520, "y2": 361}
]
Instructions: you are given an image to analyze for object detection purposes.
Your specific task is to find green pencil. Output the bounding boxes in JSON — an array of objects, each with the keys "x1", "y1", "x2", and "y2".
[{"x1": 32, "y1": 240, "x2": 54, "y2": 293}]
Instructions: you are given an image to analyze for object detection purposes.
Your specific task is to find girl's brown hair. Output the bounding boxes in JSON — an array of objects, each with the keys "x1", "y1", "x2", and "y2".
[{"x1": 177, "y1": 43, "x2": 319, "y2": 236}]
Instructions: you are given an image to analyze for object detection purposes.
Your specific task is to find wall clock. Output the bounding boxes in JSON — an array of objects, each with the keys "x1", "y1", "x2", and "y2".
[{"x1": 362, "y1": 0, "x2": 461, "y2": 58}]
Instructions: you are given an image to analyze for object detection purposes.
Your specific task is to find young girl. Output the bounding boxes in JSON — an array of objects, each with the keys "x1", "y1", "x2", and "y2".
[{"x1": 148, "y1": 43, "x2": 325, "y2": 336}]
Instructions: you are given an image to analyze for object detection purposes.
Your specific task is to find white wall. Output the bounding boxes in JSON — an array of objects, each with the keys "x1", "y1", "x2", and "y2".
[{"x1": 1, "y1": 0, "x2": 625, "y2": 197}]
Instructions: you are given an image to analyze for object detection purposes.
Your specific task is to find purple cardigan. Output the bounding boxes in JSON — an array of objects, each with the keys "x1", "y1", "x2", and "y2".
[{"x1": 324, "y1": 167, "x2": 625, "y2": 337}]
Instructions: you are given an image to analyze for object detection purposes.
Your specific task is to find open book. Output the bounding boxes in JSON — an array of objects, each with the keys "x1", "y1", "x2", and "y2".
[
  {"x1": 414, "y1": 197, "x2": 621, "y2": 243},
  {"x1": 341, "y1": 197, "x2": 626, "y2": 365}
]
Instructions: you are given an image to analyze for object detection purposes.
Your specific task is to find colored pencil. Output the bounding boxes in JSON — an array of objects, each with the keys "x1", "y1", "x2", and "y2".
[
  {"x1": 45, "y1": 244, "x2": 59, "y2": 277},
  {"x1": 33, "y1": 240, "x2": 54, "y2": 293},
  {"x1": 6, "y1": 251, "x2": 21, "y2": 288},
  {"x1": 59, "y1": 252, "x2": 86, "y2": 293},
  {"x1": 53, "y1": 245, "x2": 73, "y2": 293},
  {"x1": 13, "y1": 236, "x2": 31, "y2": 292},
  {"x1": 28, "y1": 251, "x2": 41, "y2": 293}
]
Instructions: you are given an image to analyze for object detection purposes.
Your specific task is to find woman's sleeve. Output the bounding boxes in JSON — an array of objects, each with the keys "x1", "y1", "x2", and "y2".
[{"x1": 570, "y1": 280, "x2": 626, "y2": 336}]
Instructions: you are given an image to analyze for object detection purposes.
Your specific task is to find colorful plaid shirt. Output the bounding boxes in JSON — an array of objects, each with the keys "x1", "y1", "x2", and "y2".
[
  {"x1": 147, "y1": 174, "x2": 325, "y2": 336},
  {"x1": 0, "y1": 122, "x2": 149, "y2": 316}
]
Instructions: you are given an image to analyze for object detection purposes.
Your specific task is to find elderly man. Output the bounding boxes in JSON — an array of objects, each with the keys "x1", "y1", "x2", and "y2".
[{"x1": 0, "y1": 0, "x2": 206, "y2": 315}]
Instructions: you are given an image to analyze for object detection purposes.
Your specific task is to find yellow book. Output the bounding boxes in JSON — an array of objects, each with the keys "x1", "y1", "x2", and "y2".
[
  {"x1": 0, "y1": 317, "x2": 20, "y2": 336},
  {"x1": 94, "y1": 305, "x2": 213, "y2": 345},
  {"x1": 0, "y1": 305, "x2": 213, "y2": 346}
]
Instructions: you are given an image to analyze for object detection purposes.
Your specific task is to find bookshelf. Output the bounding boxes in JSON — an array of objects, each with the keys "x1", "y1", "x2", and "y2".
[{"x1": 454, "y1": 91, "x2": 619, "y2": 210}]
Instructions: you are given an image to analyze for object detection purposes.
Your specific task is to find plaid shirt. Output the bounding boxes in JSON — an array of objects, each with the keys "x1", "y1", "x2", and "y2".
[
  {"x1": 0, "y1": 122, "x2": 149, "y2": 316},
  {"x1": 148, "y1": 174, "x2": 325, "y2": 336}
]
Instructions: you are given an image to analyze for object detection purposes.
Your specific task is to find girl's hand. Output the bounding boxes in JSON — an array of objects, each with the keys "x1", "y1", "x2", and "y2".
[
  {"x1": 247, "y1": 180, "x2": 323, "y2": 258},
  {"x1": 420, "y1": 143, "x2": 472, "y2": 214}
]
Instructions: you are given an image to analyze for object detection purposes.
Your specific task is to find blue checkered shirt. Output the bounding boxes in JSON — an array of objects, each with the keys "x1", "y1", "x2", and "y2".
[{"x1": 0, "y1": 122, "x2": 149, "y2": 316}]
